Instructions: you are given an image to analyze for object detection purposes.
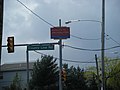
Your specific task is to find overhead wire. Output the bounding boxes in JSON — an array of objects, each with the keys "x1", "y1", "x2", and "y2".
[
  {"x1": 17, "y1": 0, "x2": 54, "y2": 27},
  {"x1": 34, "y1": 50, "x2": 120, "y2": 64},
  {"x1": 70, "y1": 34, "x2": 101, "y2": 40},
  {"x1": 34, "y1": 50, "x2": 95, "y2": 63},
  {"x1": 17, "y1": 0, "x2": 120, "y2": 49},
  {"x1": 106, "y1": 34, "x2": 120, "y2": 46},
  {"x1": 64, "y1": 44, "x2": 120, "y2": 51},
  {"x1": 17, "y1": 0, "x2": 102, "y2": 41},
  {"x1": 16, "y1": 1, "x2": 120, "y2": 68}
]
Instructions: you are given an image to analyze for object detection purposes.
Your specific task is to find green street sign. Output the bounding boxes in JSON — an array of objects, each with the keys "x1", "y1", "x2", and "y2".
[{"x1": 28, "y1": 43, "x2": 54, "y2": 51}]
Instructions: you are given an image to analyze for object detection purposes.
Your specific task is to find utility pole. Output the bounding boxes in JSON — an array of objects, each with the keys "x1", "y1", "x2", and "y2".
[
  {"x1": 26, "y1": 46, "x2": 29, "y2": 90},
  {"x1": 95, "y1": 54, "x2": 101, "y2": 90},
  {"x1": 59, "y1": 19, "x2": 63, "y2": 90},
  {"x1": 101, "y1": 0, "x2": 105, "y2": 90},
  {"x1": 0, "y1": 0, "x2": 4, "y2": 71}
]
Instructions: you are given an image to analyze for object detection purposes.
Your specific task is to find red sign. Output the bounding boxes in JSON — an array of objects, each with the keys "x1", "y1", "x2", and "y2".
[{"x1": 51, "y1": 27, "x2": 70, "y2": 39}]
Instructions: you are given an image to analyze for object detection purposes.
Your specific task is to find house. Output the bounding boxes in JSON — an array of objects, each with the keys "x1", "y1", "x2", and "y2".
[{"x1": 0, "y1": 62, "x2": 34, "y2": 90}]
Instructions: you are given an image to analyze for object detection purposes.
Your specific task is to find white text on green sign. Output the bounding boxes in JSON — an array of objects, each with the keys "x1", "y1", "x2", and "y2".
[{"x1": 28, "y1": 44, "x2": 54, "y2": 51}]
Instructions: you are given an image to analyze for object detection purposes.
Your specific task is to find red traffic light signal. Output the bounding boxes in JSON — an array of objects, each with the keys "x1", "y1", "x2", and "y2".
[{"x1": 7, "y1": 37, "x2": 14, "y2": 53}]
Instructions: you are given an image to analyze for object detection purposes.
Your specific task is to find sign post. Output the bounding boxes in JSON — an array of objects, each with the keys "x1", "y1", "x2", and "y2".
[
  {"x1": 26, "y1": 43, "x2": 55, "y2": 90},
  {"x1": 59, "y1": 19, "x2": 62, "y2": 90},
  {"x1": 50, "y1": 20, "x2": 70, "y2": 90}
]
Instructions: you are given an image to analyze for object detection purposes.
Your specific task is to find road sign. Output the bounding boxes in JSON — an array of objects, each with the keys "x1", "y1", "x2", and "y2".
[
  {"x1": 51, "y1": 27, "x2": 70, "y2": 39},
  {"x1": 28, "y1": 43, "x2": 54, "y2": 51}
]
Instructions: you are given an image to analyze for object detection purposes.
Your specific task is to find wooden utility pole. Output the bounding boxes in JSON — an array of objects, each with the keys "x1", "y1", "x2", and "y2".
[{"x1": 95, "y1": 54, "x2": 101, "y2": 90}]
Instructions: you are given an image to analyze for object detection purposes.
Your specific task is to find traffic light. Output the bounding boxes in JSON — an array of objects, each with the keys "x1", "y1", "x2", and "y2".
[
  {"x1": 7, "y1": 37, "x2": 14, "y2": 53},
  {"x1": 62, "y1": 68, "x2": 67, "y2": 81}
]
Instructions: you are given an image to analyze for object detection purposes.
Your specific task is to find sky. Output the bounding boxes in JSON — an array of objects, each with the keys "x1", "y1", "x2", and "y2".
[{"x1": 1, "y1": 0, "x2": 120, "y2": 68}]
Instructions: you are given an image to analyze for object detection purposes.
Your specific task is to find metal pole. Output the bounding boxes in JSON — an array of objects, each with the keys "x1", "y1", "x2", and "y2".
[
  {"x1": 95, "y1": 54, "x2": 101, "y2": 90},
  {"x1": 101, "y1": 0, "x2": 105, "y2": 90},
  {"x1": 59, "y1": 19, "x2": 62, "y2": 90},
  {"x1": 2, "y1": 43, "x2": 59, "y2": 47},
  {"x1": 0, "y1": 0, "x2": 4, "y2": 71},
  {"x1": 26, "y1": 46, "x2": 29, "y2": 90}
]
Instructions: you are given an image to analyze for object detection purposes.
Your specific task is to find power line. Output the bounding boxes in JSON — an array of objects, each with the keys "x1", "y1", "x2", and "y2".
[
  {"x1": 64, "y1": 44, "x2": 100, "y2": 51},
  {"x1": 34, "y1": 50, "x2": 95, "y2": 63},
  {"x1": 71, "y1": 34, "x2": 101, "y2": 40},
  {"x1": 64, "y1": 44, "x2": 120, "y2": 51},
  {"x1": 106, "y1": 34, "x2": 120, "y2": 46},
  {"x1": 16, "y1": 0, "x2": 102, "y2": 42},
  {"x1": 17, "y1": 0, "x2": 95, "y2": 42},
  {"x1": 62, "y1": 59, "x2": 95, "y2": 63},
  {"x1": 34, "y1": 51, "x2": 120, "y2": 64},
  {"x1": 17, "y1": 0, "x2": 54, "y2": 27},
  {"x1": 17, "y1": 0, "x2": 120, "y2": 47}
]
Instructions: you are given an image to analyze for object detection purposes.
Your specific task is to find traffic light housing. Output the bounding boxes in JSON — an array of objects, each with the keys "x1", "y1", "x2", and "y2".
[
  {"x1": 62, "y1": 68, "x2": 67, "y2": 81},
  {"x1": 7, "y1": 37, "x2": 14, "y2": 53}
]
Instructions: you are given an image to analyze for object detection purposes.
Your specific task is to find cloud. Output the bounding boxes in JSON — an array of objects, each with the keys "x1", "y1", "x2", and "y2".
[
  {"x1": 2, "y1": 0, "x2": 120, "y2": 67},
  {"x1": 3, "y1": 0, "x2": 40, "y2": 43}
]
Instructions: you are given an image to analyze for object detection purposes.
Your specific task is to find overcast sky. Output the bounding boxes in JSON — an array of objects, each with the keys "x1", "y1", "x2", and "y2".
[{"x1": 2, "y1": 0, "x2": 120, "y2": 68}]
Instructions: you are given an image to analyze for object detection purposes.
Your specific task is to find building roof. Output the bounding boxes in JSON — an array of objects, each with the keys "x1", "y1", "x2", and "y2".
[{"x1": 1, "y1": 62, "x2": 34, "y2": 72}]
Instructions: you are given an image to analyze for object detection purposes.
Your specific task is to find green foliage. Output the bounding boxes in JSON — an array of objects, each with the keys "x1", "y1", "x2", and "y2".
[
  {"x1": 29, "y1": 55, "x2": 59, "y2": 90},
  {"x1": 97, "y1": 57, "x2": 120, "y2": 90},
  {"x1": 85, "y1": 71, "x2": 98, "y2": 90},
  {"x1": 9, "y1": 73, "x2": 22, "y2": 90},
  {"x1": 29, "y1": 56, "x2": 120, "y2": 90},
  {"x1": 106, "y1": 59, "x2": 120, "y2": 90},
  {"x1": 64, "y1": 65, "x2": 87, "y2": 90}
]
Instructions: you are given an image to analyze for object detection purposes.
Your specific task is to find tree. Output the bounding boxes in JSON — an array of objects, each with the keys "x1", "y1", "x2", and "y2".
[
  {"x1": 85, "y1": 71, "x2": 98, "y2": 90},
  {"x1": 106, "y1": 59, "x2": 120, "y2": 90},
  {"x1": 9, "y1": 73, "x2": 22, "y2": 90},
  {"x1": 98, "y1": 57, "x2": 120, "y2": 90},
  {"x1": 64, "y1": 65, "x2": 87, "y2": 90},
  {"x1": 29, "y1": 55, "x2": 59, "y2": 90}
]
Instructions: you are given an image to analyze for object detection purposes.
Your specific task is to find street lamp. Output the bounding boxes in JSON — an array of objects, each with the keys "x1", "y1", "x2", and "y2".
[
  {"x1": 65, "y1": 18, "x2": 105, "y2": 90},
  {"x1": 65, "y1": 19, "x2": 102, "y2": 24}
]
